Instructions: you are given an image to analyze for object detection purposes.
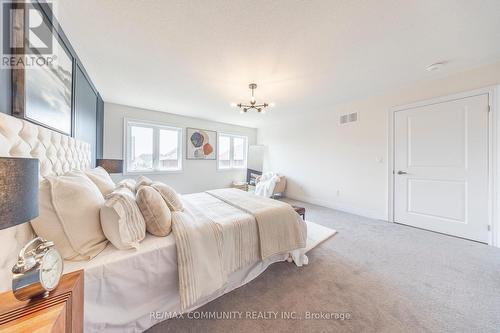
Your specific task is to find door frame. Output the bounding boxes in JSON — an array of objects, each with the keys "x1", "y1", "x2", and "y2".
[{"x1": 387, "y1": 86, "x2": 500, "y2": 247}]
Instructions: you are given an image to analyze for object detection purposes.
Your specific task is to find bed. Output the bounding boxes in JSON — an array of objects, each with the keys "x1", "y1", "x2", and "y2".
[
  {"x1": 0, "y1": 112, "x2": 307, "y2": 332},
  {"x1": 64, "y1": 218, "x2": 294, "y2": 332}
]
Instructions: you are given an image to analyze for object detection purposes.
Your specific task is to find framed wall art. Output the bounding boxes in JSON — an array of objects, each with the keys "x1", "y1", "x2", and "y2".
[{"x1": 186, "y1": 128, "x2": 216, "y2": 160}]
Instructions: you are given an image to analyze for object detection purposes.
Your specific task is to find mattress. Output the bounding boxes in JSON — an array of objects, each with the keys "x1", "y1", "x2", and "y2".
[{"x1": 64, "y1": 193, "x2": 292, "y2": 332}]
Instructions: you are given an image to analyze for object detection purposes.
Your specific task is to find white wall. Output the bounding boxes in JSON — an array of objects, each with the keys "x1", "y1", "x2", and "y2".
[
  {"x1": 248, "y1": 145, "x2": 264, "y2": 171},
  {"x1": 258, "y1": 62, "x2": 500, "y2": 220},
  {"x1": 104, "y1": 103, "x2": 257, "y2": 194}
]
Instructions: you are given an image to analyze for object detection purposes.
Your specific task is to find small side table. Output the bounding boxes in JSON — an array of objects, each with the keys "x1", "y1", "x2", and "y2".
[
  {"x1": 0, "y1": 270, "x2": 84, "y2": 333},
  {"x1": 231, "y1": 181, "x2": 248, "y2": 191},
  {"x1": 292, "y1": 206, "x2": 306, "y2": 220}
]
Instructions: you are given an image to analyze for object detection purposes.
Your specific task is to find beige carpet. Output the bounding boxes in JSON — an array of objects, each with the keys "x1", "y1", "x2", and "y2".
[{"x1": 148, "y1": 200, "x2": 500, "y2": 333}]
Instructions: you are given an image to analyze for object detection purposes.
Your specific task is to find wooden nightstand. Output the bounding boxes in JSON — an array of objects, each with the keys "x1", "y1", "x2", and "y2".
[
  {"x1": 231, "y1": 181, "x2": 248, "y2": 191},
  {"x1": 0, "y1": 270, "x2": 84, "y2": 333},
  {"x1": 292, "y1": 206, "x2": 306, "y2": 220}
]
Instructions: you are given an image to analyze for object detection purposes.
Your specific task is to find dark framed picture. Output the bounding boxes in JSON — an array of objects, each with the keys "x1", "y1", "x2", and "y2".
[
  {"x1": 186, "y1": 128, "x2": 217, "y2": 160},
  {"x1": 247, "y1": 168, "x2": 263, "y2": 185},
  {"x1": 11, "y1": 2, "x2": 74, "y2": 135}
]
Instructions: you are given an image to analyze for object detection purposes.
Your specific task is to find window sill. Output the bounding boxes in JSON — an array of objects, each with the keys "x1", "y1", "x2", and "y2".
[
  {"x1": 123, "y1": 169, "x2": 183, "y2": 176},
  {"x1": 217, "y1": 167, "x2": 247, "y2": 172}
]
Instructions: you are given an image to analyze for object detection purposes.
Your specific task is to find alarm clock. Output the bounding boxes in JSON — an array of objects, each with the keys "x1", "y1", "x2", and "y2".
[{"x1": 11, "y1": 237, "x2": 64, "y2": 301}]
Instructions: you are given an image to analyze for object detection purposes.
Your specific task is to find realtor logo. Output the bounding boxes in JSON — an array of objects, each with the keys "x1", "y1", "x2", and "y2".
[{"x1": 1, "y1": 0, "x2": 55, "y2": 68}]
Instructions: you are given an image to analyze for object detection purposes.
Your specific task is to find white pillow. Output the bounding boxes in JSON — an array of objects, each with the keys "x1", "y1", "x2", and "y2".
[
  {"x1": 151, "y1": 182, "x2": 183, "y2": 211},
  {"x1": 100, "y1": 187, "x2": 146, "y2": 250},
  {"x1": 31, "y1": 171, "x2": 108, "y2": 261},
  {"x1": 116, "y1": 178, "x2": 137, "y2": 193},
  {"x1": 85, "y1": 167, "x2": 115, "y2": 195}
]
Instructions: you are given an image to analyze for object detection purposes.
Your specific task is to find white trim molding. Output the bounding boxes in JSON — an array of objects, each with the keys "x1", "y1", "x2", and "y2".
[
  {"x1": 123, "y1": 118, "x2": 183, "y2": 175},
  {"x1": 492, "y1": 86, "x2": 500, "y2": 247},
  {"x1": 217, "y1": 132, "x2": 249, "y2": 171},
  {"x1": 388, "y1": 86, "x2": 500, "y2": 247}
]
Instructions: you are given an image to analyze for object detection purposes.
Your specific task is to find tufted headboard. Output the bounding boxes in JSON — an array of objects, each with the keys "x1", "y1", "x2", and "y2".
[{"x1": 0, "y1": 112, "x2": 91, "y2": 292}]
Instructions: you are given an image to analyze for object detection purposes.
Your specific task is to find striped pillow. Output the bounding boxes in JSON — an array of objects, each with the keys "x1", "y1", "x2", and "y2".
[
  {"x1": 100, "y1": 187, "x2": 146, "y2": 250},
  {"x1": 151, "y1": 182, "x2": 184, "y2": 211},
  {"x1": 116, "y1": 178, "x2": 137, "y2": 193}
]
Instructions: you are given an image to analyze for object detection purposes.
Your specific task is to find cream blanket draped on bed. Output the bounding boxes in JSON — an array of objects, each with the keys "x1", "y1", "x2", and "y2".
[
  {"x1": 171, "y1": 189, "x2": 307, "y2": 311},
  {"x1": 171, "y1": 198, "x2": 225, "y2": 310},
  {"x1": 207, "y1": 189, "x2": 307, "y2": 259}
]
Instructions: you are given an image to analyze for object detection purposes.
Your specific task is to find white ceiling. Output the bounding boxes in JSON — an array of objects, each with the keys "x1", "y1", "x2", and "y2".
[{"x1": 54, "y1": 0, "x2": 500, "y2": 128}]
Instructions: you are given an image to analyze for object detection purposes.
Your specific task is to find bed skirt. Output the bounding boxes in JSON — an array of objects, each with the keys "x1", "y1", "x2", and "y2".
[{"x1": 64, "y1": 235, "x2": 291, "y2": 333}]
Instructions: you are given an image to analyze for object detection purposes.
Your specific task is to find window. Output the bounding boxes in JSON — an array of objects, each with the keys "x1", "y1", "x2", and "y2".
[
  {"x1": 125, "y1": 120, "x2": 182, "y2": 173},
  {"x1": 218, "y1": 133, "x2": 248, "y2": 170}
]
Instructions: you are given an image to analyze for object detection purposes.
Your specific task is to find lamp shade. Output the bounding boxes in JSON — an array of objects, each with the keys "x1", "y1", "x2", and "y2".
[
  {"x1": 0, "y1": 157, "x2": 39, "y2": 230},
  {"x1": 96, "y1": 159, "x2": 123, "y2": 174}
]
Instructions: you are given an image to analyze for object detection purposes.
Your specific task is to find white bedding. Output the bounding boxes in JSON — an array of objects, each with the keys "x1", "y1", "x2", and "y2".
[
  {"x1": 65, "y1": 234, "x2": 290, "y2": 332},
  {"x1": 64, "y1": 192, "x2": 305, "y2": 332}
]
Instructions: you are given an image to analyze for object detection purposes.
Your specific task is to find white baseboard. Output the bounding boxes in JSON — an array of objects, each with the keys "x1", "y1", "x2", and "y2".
[{"x1": 286, "y1": 194, "x2": 388, "y2": 221}]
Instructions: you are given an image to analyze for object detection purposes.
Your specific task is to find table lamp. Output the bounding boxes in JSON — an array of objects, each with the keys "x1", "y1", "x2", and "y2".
[
  {"x1": 0, "y1": 157, "x2": 39, "y2": 230},
  {"x1": 0, "y1": 157, "x2": 66, "y2": 300}
]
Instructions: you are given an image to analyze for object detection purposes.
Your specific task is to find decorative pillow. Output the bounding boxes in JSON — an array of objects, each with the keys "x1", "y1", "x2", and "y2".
[
  {"x1": 151, "y1": 182, "x2": 183, "y2": 211},
  {"x1": 135, "y1": 175, "x2": 153, "y2": 190},
  {"x1": 85, "y1": 167, "x2": 115, "y2": 195},
  {"x1": 136, "y1": 186, "x2": 172, "y2": 236},
  {"x1": 31, "y1": 171, "x2": 108, "y2": 261},
  {"x1": 116, "y1": 178, "x2": 137, "y2": 193},
  {"x1": 100, "y1": 187, "x2": 146, "y2": 250}
]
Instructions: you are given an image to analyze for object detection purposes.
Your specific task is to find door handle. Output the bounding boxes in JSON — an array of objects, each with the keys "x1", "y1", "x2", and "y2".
[{"x1": 397, "y1": 170, "x2": 407, "y2": 175}]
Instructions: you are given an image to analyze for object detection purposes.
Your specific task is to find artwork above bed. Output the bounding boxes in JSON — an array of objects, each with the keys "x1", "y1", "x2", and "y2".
[
  {"x1": 3, "y1": 1, "x2": 103, "y2": 161},
  {"x1": 10, "y1": 1, "x2": 74, "y2": 135},
  {"x1": 186, "y1": 127, "x2": 216, "y2": 160}
]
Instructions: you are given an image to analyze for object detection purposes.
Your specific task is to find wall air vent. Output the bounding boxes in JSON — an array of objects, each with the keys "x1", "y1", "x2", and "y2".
[{"x1": 339, "y1": 112, "x2": 359, "y2": 125}]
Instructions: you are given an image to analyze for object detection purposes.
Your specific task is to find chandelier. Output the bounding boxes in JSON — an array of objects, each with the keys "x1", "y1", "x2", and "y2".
[{"x1": 231, "y1": 83, "x2": 274, "y2": 114}]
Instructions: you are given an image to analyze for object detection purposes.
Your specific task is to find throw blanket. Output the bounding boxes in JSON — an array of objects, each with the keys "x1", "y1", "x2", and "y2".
[
  {"x1": 183, "y1": 193, "x2": 260, "y2": 274},
  {"x1": 255, "y1": 172, "x2": 280, "y2": 197},
  {"x1": 171, "y1": 199, "x2": 225, "y2": 311},
  {"x1": 172, "y1": 189, "x2": 307, "y2": 311},
  {"x1": 207, "y1": 188, "x2": 307, "y2": 260}
]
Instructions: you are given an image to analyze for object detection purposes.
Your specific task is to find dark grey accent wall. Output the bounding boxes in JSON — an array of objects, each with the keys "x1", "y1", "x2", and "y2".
[
  {"x1": 96, "y1": 97, "x2": 104, "y2": 159},
  {"x1": 74, "y1": 65, "x2": 98, "y2": 167},
  {"x1": 0, "y1": 68, "x2": 10, "y2": 114}
]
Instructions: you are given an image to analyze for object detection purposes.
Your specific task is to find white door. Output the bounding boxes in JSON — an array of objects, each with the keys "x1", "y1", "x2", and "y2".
[{"x1": 394, "y1": 94, "x2": 490, "y2": 242}]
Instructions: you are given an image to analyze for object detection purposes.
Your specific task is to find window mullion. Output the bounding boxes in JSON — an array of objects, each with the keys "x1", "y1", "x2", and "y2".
[
  {"x1": 125, "y1": 124, "x2": 131, "y2": 172},
  {"x1": 178, "y1": 128, "x2": 182, "y2": 170},
  {"x1": 153, "y1": 126, "x2": 160, "y2": 171}
]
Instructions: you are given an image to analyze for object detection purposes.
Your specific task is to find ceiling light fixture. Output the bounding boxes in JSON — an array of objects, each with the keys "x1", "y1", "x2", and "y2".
[{"x1": 231, "y1": 83, "x2": 274, "y2": 114}]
